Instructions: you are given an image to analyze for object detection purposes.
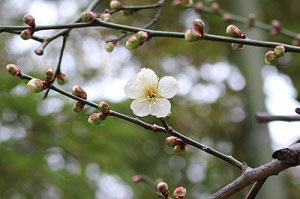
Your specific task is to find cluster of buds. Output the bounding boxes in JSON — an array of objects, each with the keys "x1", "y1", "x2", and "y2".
[
  {"x1": 105, "y1": 41, "x2": 116, "y2": 52},
  {"x1": 271, "y1": 20, "x2": 281, "y2": 35},
  {"x1": 81, "y1": 11, "x2": 96, "y2": 22},
  {"x1": 211, "y1": 2, "x2": 220, "y2": 12},
  {"x1": 110, "y1": 0, "x2": 122, "y2": 10},
  {"x1": 184, "y1": 18, "x2": 205, "y2": 42},
  {"x1": 165, "y1": 136, "x2": 187, "y2": 156},
  {"x1": 264, "y1": 45, "x2": 285, "y2": 65},
  {"x1": 247, "y1": 13, "x2": 256, "y2": 28},
  {"x1": 226, "y1": 24, "x2": 245, "y2": 50},
  {"x1": 6, "y1": 64, "x2": 22, "y2": 77},
  {"x1": 88, "y1": 101, "x2": 110, "y2": 125},
  {"x1": 44, "y1": 68, "x2": 55, "y2": 87},
  {"x1": 157, "y1": 182, "x2": 187, "y2": 199},
  {"x1": 72, "y1": 85, "x2": 87, "y2": 113},
  {"x1": 100, "y1": 13, "x2": 112, "y2": 22},
  {"x1": 223, "y1": 13, "x2": 233, "y2": 23},
  {"x1": 125, "y1": 31, "x2": 149, "y2": 50},
  {"x1": 20, "y1": 14, "x2": 36, "y2": 40}
]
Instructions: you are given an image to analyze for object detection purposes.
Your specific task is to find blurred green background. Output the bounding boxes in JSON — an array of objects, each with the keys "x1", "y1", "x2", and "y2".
[{"x1": 0, "y1": 0, "x2": 300, "y2": 198}]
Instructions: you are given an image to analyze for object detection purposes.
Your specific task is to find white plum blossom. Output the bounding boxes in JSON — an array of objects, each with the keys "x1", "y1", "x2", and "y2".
[{"x1": 124, "y1": 68, "x2": 179, "y2": 117}]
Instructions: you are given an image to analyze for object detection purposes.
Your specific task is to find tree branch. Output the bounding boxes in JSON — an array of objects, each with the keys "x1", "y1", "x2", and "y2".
[
  {"x1": 109, "y1": 0, "x2": 164, "y2": 14},
  {"x1": 255, "y1": 112, "x2": 300, "y2": 123},
  {"x1": 245, "y1": 179, "x2": 267, "y2": 199}
]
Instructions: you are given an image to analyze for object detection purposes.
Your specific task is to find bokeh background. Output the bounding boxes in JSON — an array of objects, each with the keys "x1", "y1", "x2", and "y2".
[{"x1": 0, "y1": 0, "x2": 300, "y2": 198}]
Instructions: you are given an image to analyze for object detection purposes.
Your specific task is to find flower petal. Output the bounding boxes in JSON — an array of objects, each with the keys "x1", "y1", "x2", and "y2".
[
  {"x1": 130, "y1": 99, "x2": 151, "y2": 117},
  {"x1": 136, "y1": 68, "x2": 159, "y2": 88},
  {"x1": 158, "y1": 76, "x2": 179, "y2": 98},
  {"x1": 124, "y1": 78, "x2": 144, "y2": 99},
  {"x1": 150, "y1": 98, "x2": 171, "y2": 118}
]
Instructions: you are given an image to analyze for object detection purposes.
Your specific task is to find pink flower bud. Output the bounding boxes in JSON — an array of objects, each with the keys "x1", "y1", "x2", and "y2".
[
  {"x1": 157, "y1": 182, "x2": 169, "y2": 196},
  {"x1": 173, "y1": 187, "x2": 187, "y2": 199},
  {"x1": 223, "y1": 14, "x2": 232, "y2": 23},
  {"x1": 20, "y1": 29, "x2": 32, "y2": 40},
  {"x1": 98, "y1": 101, "x2": 110, "y2": 114},
  {"x1": 165, "y1": 136, "x2": 181, "y2": 147},
  {"x1": 6, "y1": 64, "x2": 21, "y2": 76},
  {"x1": 57, "y1": 73, "x2": 67, "y2": 85},
  {"x1": 132, "y1": 175, "x2": 143, "y2": 183},
  {"x1": 73, "y1": 102, "x2": 85, "y2": 113},
  {"x1": 193, "y1": 19, "x2": 205, "y2": 34},
  {"x1": 88, "y1": 113, "x2": 103, "y2": 125},
  {"x1": 173, "y1": 145, "x2": 188, "y2": 156},
  {"x1": 265, "y1": 50, "x2": 278, "y2": 65},
  {"x1": 136, "y1": 31, "x2": 148, "y2": 43},
  {"x1": 100, "y1": 13, "x2": 112, "y2": 22},
  {"x1": 274, "y1": 45, "x2": 285, "y2": 57},
  {"x1": 211, "y1": 2, "x2": 220, "y2": 12},
  {"x1": 110, "y1": 0, "x2": 122, "y2": 10},
  {"x1": 126, "y1": 35, "x2": 141, "y2": 49},
  {"x1": 226, "y1": 25, "x2": 242, "y2": 38},
  {"x1": 184, "y1": 29, "x2": 201, "y2": 42},
  {"x1": 248, "y1": 13, "x2": 256, "y2": 28},
  {"x1": 105, "y1": 41, "x2": 115, "y2": 52},
  {"x1": 271, "y1": 20, "x2": 281, "y2": 34},
  {"x1": 172, "y1": 0, "x2": 182, "y2": 6},
  {"x1": 231, "y1": 43, "x2": 244, "y2": 50},
  {"x1": 195, "y1": 2, "x2": 203, "y2": 9},
  {"x1": 27, "y1": 78, "x2": 45, "y2": 93},
  {"x1": 81, "y1": 11, "x2": 96, "y2": 22},
  {"x1": 23, "y1": 14, "x2": 35, "y2": 27},
  {"x1": 72, "y1": 85, "x2": 87, "y2": 99}
]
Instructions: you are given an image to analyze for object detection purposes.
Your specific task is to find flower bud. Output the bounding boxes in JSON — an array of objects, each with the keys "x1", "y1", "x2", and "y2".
[
  {"x1": 45, "y1": 68, "x2": 54, "y2": 80},
  {"x1": 126, "y1": 35, "x2": 141, "y2": 49},
  {"x1": 132, "y1": 175, "x2": 143, "y2": 183},
  {"x1": 193, "y1": 19, "x2": 205, "y2": 34},
  {"x1": 81, "y1": 11, "x2": 96, "y2": 22},
  {"x1": 223, "y1": 14, "x2": 232, "y2": 23},
  {"x1": 211, "y1": 2, "x2": 220, "y2": 12},
  {"x1": 136, "y1": 31, "x2": 148, "y2": 43},
  {"x1": 248, "y1": 13, "x2": 256, "y2": 28},
  {"x1": 165, "y1": 136, "x2": 180, "y2": 147},
  {"x1": 23, "y1": 14, "x2": 35, "y2": 27},
  {"x1": 88, "y1": 113, "x2": 103, "y2": 125},
  {"x1": 174, "y1": 145, "x2": 188, "y2": 156},
  {"x1": 226, "y1": 25, "x2": 242, "y2": 38},
  {"x1": 57, "y1": 73, "x2": 67, "y2": 85},
  {"x1": 100, "y1": 13, "x2": 112, "y2": 22},
  {"x1": 157, "y1": 182, "x2": 169, "y2": 196},
  {"x1": 271, "y1": 20, "x2": 281, "y2": 34},
  {"x1": 110, "y1": 0, "x2": 122, "y2": 10},
  {"x1": 173, "y1": 187, "x2": 187, "y2": 199},
  {"x1": 98, "y1": 101, "x2": 110, "y2": 114},
  {"x1": 172, "y1": 0, "x2": 182, "y2": 6},
  {"x1": 264, "y1": 50, "x2": 278, "y2": 65},
  {"x1": 73, "y1": 102, "x2": 85, "y2": 113},
  {"x1": 20, "y1": 29, "x2": 32, "y2": 40},
  {"x1": 274, "y1": 45, "x2": 285, "y2": 57},
  {"x1": 295, "y1": 107, "x2": 300, "y2": 115},
  {"x1": 231, "y1": 43, "x2": 244, "y2": 50},
  {"x1": 6, "y1": 64, "x2": 21, "y2": 76},
  {"x1": 181, "y1": 0, "x2": 193, "y2": 7},
  {"x1": 27, "y1": 78, "x2": 45, "y2": 93},
  {"x1": 105, "y1": 41, "x2": 115, "y2": 52},
  {"x1": 72, "y1": 85, "x2": 87, "y2": 99},
  {"x1": 195, "y1": 2, "x2": 203, "y2": 9},
  {"x1": 184, "y1": 29, "x2": 201, "y2": 42},
  {"x1": 121, "y1": 10, "x2": 135, "y2": 16}
]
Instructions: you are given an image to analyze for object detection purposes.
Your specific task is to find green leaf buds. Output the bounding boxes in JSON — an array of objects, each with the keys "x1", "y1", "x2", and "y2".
[
  {"x1": 181, "y1": 0, "x2": 193, "y2": 7},
  {"x1": 264, "y1": 46, "x2": 285, "y2": 65},
  {"x1": 226, "y1": 25, "x2": 243, "y2": 38},
  {"x1": 274, "y1": 45, "x2": 285, "y2": 57},
  {"x1": 184, "y1": 29, "x2": 201, "y2": 42},
  {"x1": 23, "y1": 14, "x2": 35, "y2": 27},
  {"x1": 27, "y1": 78, "x2": 45, "y2": 93},
  {"x1": 20, "y1": 29, "x2": 33, "y2": 40},
  {"x1": 105, "y1": 41, "x2": 115, "y2": 53},
  {"x1": 100, "y1": 13, "x2": 112, "y2": 22},
  {"x1": 57, "y1": 73, "x2": 67, "y2": 85},
  {"x1": 6, "y1": 64, "x2": 21, "y2": 77},
  {"x1": 136, "y1": 31, "x2": 148, "y2": 43},
  {"x1": 73, "y1": 102, "x2": 85, "y2": 113},
  {"x1": 173, "y1": 145, "x2": 188, "y2": 156},
  {"x1": 88, "y1": 112, "x2": 103, "y2": 125},
  {"x1": 110, "y1": 0, "x2": 122, "y2": 10},
  {"x1": 98, "y1": 101, "x2": 110, "y2": 115},
  {"x1": 80, "y1": 11, "x2": 96, "y2": 22}
]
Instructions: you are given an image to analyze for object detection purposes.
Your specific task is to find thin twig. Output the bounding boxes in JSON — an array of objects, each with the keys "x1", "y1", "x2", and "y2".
[
  {"x1": 245, "y1": 179, "x2": 267, "y2": 199},
  {"x1": 255, "y1": 112, "x2": 300, "y2": 123},
  {"x1": 109, "y1": 0, "x2": 164, "y2": 14}
]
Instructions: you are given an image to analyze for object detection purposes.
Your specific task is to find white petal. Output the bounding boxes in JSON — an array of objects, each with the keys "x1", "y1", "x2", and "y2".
[
  {"x1": 158, "y1": 76, "x2": 179, "y2": 98},
  {"x1": 137, "y1": 68, "x2": 159, "y2": 88},
  {"x1": 150, "y1": 98, "x2": 171, "y2": 118},
  {"x1": 130, "y1": 99, "x2": 151, "y2": 117},
  {"x1": 124, "y1": 78, "x2": 144, "y2": 99}
]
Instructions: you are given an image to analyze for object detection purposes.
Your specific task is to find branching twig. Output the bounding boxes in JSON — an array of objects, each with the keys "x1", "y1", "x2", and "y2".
[
  {"x1": 245, "y1": 179, "x2": 267, "y2": 199},
  {"x1": 256, "y1": 112, "x2": 300, "y2": 123}
]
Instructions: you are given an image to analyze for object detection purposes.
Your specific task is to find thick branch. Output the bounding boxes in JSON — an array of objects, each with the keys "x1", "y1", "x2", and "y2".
[{"x1": 256, "y1": 112, "x2": 300, "y2": 123}]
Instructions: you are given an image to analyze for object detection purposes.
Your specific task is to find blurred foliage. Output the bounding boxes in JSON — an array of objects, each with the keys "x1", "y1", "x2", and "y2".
[{"x1": 0, "y1": 0, "x2": 299, "y2": 199}]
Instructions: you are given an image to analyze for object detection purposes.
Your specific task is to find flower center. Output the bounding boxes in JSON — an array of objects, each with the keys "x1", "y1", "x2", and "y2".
[{"x1": 146, "y1": 87, "x2": 158, "y2": 100}]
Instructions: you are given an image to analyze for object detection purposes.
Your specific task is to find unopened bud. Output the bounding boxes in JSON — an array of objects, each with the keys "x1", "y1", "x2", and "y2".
[
  {"x1": 231, "y1": 43, "x2": 244, "y2": 50},
  {"x1": 126, "y1": 35, "x2": 141, "y2": 49},
  {"x1": 110, "y1": 0, "x2": 122, "y2": 9},
  {"x1": 136, "y1": 31, "x2": 148, "y2": 43},
  {"x1": 248, "y1": 13, "x2": 256, "y2": 28},
  {"x1": 226, "y1": 25, "x2": 242, "y2": 38},
  {"x1": 274, "y1": 45, "x2": 285, "y2": 57},
  {"x1": 132, "y1": 175, "x2": 143, "y2": 183},
  {"x1": 172, "y1": 0, "x2": 182, "y2": 6},
  {"x1": 211, "y1": 2, "x2": 220, "y2": 12},
  {"x1": 72, "y1": 85, "x2": 87, "y2": 99},
  {"x1": 193, "y1": 19, "x2": 205, "y2": 34},
  {"x1": 173, "y1": 187, "x2": 187, "y2": 199},
  {"x1": 23, "y1": 14, "x2": 35, "y2": 27},
  {"x1": 157, "y1": 182, "x2": 169, "y2": 196},
  {"x1": 195, "y1": 2, "x2": 203, "y2": 9},
  {"x1": 174, "y1": 145, "x2": 188, "y2": 156},
  {"x1": 81, "y1": 11, "x2": 96, "y2": 22},
  {"x1": 181, "y1": 0, "x2": 193, "y2": 7},
  {"x1": 6, "y1": 64, "x2": 21, "y2": 76},
  {"x1": 271, "y1": 20, "x2": 281, "y2": 34},
  {"x1": 57, "y1": 73, "x2": 67, "y2": 85},
  {"x1": 105, "y1": 41, "x2": 115, "y2": 52},
  {"x1": 73, "y1": 102, "x2": 85, "y2": 113},
  {"x1": 223, "y1": 13, "x2": 232, "y2": 23},
  {"x1": 265, "y1": 50, "x2": 278, "y2": 65},
  {"x1": 20, "y1": 29, "x2": 32, "y2": 40},
  {"x1": 165, "y1": 136, "x2": 181, "y2": 147},
  {"x1": 88, "y1": 113, "x2": 103, "y2": 125},
  {"x1": 98, "y1": 101, "x2": 110, "y2": 114},
  {"x1": 45, "y1": 68, "x2": 54, "y2": 80},
  {"x1": 100, "y1": 13, "x2": 112, "y2": 22},
  {"x1": 27, "y1": 78, "x2": 45, "y2": 93},
  {"x1": 184, "y1": 29, "x2": 201, "y2": 42}
]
